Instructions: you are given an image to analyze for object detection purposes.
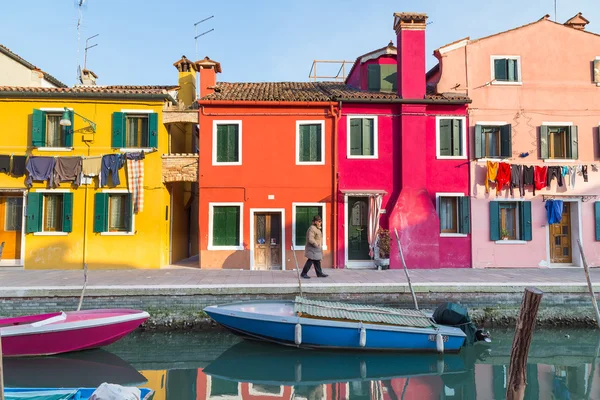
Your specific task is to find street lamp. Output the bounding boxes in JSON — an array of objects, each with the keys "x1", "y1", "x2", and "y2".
[{"x1": 59, "y1": 107, "x2": 97, "y2": 132}]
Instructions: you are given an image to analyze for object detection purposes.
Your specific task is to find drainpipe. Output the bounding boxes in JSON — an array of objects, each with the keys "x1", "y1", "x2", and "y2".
[{"x1": 331, "y1": 103, "x2": 341, "y2": 268}]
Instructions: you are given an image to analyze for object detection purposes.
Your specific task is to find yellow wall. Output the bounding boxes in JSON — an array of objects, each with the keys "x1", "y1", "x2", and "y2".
[{"x1": 0, "y1": 96, "x2": 173, "y2": 269}]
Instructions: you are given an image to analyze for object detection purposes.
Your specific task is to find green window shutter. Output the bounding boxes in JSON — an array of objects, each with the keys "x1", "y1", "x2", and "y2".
[
  {"x1": 500, "y1": 124, "x2": 512, "y2": 157},
  {"x1": 61, "y1": 192, "x2": 73, "y2": 233},
  {"x1": 93, "y1": 193, "x2": 109, "y2": 233},
  {"x1": 212, "y1": 207, "x2": 226, "y2": 245},
  {"x1": 26, "y1": 192, "x2": 42, "y2": 233},
  {"x1": 311, "y1": 124, "x2": 321, "y2": 162},
  {"x1": 489, "y1": 201, "x2": 500, "y2": 241},
  {"x1": 216, "y1": 125, "x2": 228, "y2": 162},
  {"x1": 568, "y1": 125, "x2": 578, "y2": 160},
  {"x1": 474, "y1": 125, "x2": 483, "y2": 159},
  {"x1": 63, "y1": 110, "x2": 74, "y2": 147},
  {"x1": 213, "y1": 206, "x2": 240, "y2": 246},
  {"x1": 494, "y1": 59, "x2": 507, "y2": 81},
  {"x1": 507, "y1": 59, "x2": 517, "y2": 81},
  {"x1": 112, "y1": 112, "x2": 125, "y2": 148},
  {"x1": 124, "y1": 193, "x2": 133, "y2": 232},
  {"x1": 452, "y1": 119, "x2": 462, "y2": 156},
  {"x1": 520, "y1": 201, "x2": 532, "y2": 241},
  {"x1": 148, "y1": 113, "x2": 159, "y2": 148},
  {"x1": 227, "y1": 124, "x2": 239, "y2": 162},
  {"x1": 379, "y1": 64, "x2": 397, "y2": 92},
  {"x1": 299, "y1": 124, "x2": 321, "y2": 162},
  {"x1": 540, "y1": 125, "x2": 549, "y2": 159},
  {"x1": 595, "y1": 202, "x2": 600, "y2": 241},
  {"x1": 439, "y1": 119, "x2": 451, "y2": 156},
  {"x1": 32, "y1": 109, "x2": 46, "y2": 147},
  {"x1": 350, "y1": 119, "x2": 362, "y2": 155},
  {"x1": 299, "y1": 125, "x2": 308, "y2": 162},
  {"x1": 458, "y1": 196, "x2": 471, "y2": 234},
  {"x1": 295, "y1": 207, "x2": 309, "y2": 246},
  {"x1": 367, "y1": 65, "x2": 381, "y2": 91},
  {"x1": 362, "y1": 118, "x2": 374, "y2": 156}
]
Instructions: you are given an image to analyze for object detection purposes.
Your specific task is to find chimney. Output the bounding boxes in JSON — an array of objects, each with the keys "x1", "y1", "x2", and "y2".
[
  {"x1": 195, "y1": 56, "x2": 222, "y2": 98},
  {"x1": 393, "y1": 12, "x2": 428, "y2": 99},
  {"x1": 173, "y1": 55, "x2": 197, "y2": 107},
  {"x1": 81, "y1": 69, "x2": 98, "y2": 85},
  {"x1": 564, "y1": 12, "x2": 589, "y2": 30}
]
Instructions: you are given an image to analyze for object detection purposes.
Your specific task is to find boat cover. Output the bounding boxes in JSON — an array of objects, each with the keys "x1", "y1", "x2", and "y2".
[{"x1": 294, "y1": 296, "x2": 435, "y2": 328}]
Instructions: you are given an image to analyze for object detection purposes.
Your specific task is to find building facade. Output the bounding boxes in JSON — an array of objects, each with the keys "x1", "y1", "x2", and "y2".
[{"x1": 429, "y1": 13, "x2": 600, "y2": 268}]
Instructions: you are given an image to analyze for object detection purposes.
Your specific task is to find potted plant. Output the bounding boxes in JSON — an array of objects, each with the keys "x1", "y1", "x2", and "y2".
[
  {"x1": 374, "y1": 229, "x2": 391, "y2": 270},
  {"x1": 500, "y1": 228, "x2": 510, "y2": 240}
]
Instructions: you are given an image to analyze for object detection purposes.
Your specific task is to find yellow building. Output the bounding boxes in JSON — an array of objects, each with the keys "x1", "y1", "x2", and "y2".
[{"x1": 0, "y1": 63, "x2": 198, "y2": 269}]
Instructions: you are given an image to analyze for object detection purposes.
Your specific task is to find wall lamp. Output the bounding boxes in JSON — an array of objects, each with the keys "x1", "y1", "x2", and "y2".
[{"x1": 59, "y1": 107, "x2": 97, "y2": 133}]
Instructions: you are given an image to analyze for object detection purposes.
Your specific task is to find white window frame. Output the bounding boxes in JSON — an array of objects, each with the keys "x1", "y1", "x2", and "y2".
[
  {"x1": 474, "y1": 121, "x2": 509, "y2": 162},
  {"x1": 119, "y1": 109, "x2": 157, "y2": 152},
  {"x1": 296, "y1": 120, "x2": 325, "y2": 165},
  {"x1": 346, "y1": 115, "x2": 378, "y2": 159},
  {"x1": 490, "y1": 55, "x2": 522, "y2": 85},
  {"x1": 435, "y1": 116, "x2": 467, "y2": 160},
  {"x1": 38, "y1": 107, "x2": 74, "y2": 151},
  {"x1": 541, "y1": 121, "x2": 575, "y2": 163},
  {"x1": 208, "y1": 202, "x2": 244, "y2": 250},
  {"x1": 99, "y1": 189, "x2": 135, "y2": 236},
  {"x1": 33, "y1": 189, "x2": 71, "y2": 236},
  {"x1": 435, "y1": 192, "x2": 467, "y2": 238},
  {"x1": 212, "y1": 120, "x2": 242, "y2": 166},
  {"x1": 292, "y1": 202, "x2": 328, "y2": 251}
]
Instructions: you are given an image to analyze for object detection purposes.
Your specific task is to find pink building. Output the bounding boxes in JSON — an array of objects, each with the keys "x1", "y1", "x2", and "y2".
[
  {"x1": 429, "y1": 13, "x2": 600, "y2": 268},
  {"x1": 333, "y1": 13, "x2": 471, "y2": 269}
]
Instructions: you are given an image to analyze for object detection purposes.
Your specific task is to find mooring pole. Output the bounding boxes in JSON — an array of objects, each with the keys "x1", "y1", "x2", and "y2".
[
  {"x1": 577, "y1": 239, "x2": 600, "y2": 329},
  {"x1": 506, "y1": 287, "x2": 543, "y2": 400},
  {"x1": 394, "y1": 228, "x2": 418, "y2": 310}
]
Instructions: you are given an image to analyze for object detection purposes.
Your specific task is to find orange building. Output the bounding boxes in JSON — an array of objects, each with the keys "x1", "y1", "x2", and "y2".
[{"x1": 196, "y1": 58, "x2": 338, "y2": 270}]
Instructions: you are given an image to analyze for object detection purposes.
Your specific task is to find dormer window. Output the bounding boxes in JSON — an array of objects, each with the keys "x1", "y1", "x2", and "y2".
[{"x1": 367, "y1": 64, "x2": 397, "y2": 92}]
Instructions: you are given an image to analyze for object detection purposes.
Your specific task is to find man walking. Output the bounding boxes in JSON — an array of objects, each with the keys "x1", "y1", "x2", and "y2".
[{"x1": 301, "y1": 215, "x2": 328, "y2": 279}]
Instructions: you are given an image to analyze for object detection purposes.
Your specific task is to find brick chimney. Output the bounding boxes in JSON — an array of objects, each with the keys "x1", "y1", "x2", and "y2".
[
  {"x1": 394, "y1": 12, "x2": 427, "y2": 99},
  {"x1": 81, "y1": 69, "x2": 98, "y2": 85},
  {"x1": 173, "y1": 56, "x2": 197, "y2": 107},
  {"x1": 564, "y1": 12, "x2": 589, "y2": 30},
  {"x1": 195, "y1": 56, "x2": 222, "y2": 98}
]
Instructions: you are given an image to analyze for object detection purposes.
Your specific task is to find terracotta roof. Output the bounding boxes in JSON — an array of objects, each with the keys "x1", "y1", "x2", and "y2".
[
  {"x1": 0, "y1": 85, "x2": 179, "y2": 103},
  {"x1": 0, "y1": 44, "x2": 67, "y2": 88}
]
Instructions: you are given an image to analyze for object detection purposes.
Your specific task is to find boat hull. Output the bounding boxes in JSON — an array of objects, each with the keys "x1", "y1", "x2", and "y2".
[{"x1": 205, "y1": 301, "x2": 466, "y2": 352}]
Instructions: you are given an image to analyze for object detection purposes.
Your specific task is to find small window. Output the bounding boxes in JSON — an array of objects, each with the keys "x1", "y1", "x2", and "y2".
[
  {"x1": 211, "y1": 205, "x2": 241, "y2": 248},
  {"x1": 4, "y1": 197, "x2": 23, "y2": 232},
  {"x1": 43, "y1": 194, "x2": 63, "y2": 232},
  {"x1": 294, "y1": 205, "x2": 324, "y2": 247},
  {"x1": 474, "y1": 124, "x2": 512, "y2": 158},
  {"x1": 26, "y1": 192, "x2": 73, "y2": 234},
  {"x1": 348, "y1": 117, "x2": 377, "y2": 158},
  {"x1": 213, "y1": 122, "x2": 241, "y2": 165},
  {"x1": 437, "y1": 118, "x2": 466, "y2": 158},
  {"x1": 489, "y1": 201, "x2": 532, "y2": 241},
  {"x1": 493, "y1": 57, "x2": 520, "y2": 83},
  {"x1": 32, "y1": 109, "x2": 73, "y2": 148},
  {"x1": 540, "y1": 125, "x2": 578, "y2": 160},
  {"x1": 93, "y1": 193, "x2": 132, "y2": 234},
  {"x1": 112, "y1": 112, "x2": 158, "y2": 149},
  {"x1": 438, "y1": 195, "x2": 470, "y2": 235},
  {"x1": 297, "y1": 122, "x2": 323, "y2": 164},
  {"x1": 125, "y1": 115, "x2": 149, "y2": 148},
  {"x1": 367, "y1": 64, "x2": 397, "y2": 92}
]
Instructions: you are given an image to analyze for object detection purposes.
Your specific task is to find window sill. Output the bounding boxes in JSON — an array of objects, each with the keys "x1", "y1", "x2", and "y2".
[
  {"x1": 212, "y1": 162, "x2": 242, "y2": 166},
  {"x1": 440, "y1": 233, "x2": 468, "y2": 238},
  {"x1": 495, "y1": 240, "x2": 527, "y2": 244},
  {"x1": 36, "y1": 147, "x2": 74, "y2": 152},
  {"x1": 347, "y1": 156, "x2": 378, "y2": 160},
  {"x1": 119, "y1": 148, "x2": 156, "y2": 153},
  {"x1": 292, "y1": 245, "x2": 329, "y2": 251},
  {"x1": 100, "y1": 232, "x2": 134, "y2": 236},
  {"x1": 476, "y1": 157, "x2": 509, "y2": 163},
  {"x1": 436, "y1": 156, "x2": 467, "y2": 160},
  {"x1": 295, "y1": 161, "x2": 325, "y2": 166},
  {"x1": 208, "y1": 245, "x2": 244, "y2": 251},
  {"x1": 491, "y1": 81, "x2": 523, "y2": 86},
  {"x1": 33, "y1": 232, "x2": 68, "y2": 236},
  {"x1": 543, "y1": 159, "x2": 577, "y2": 163}
]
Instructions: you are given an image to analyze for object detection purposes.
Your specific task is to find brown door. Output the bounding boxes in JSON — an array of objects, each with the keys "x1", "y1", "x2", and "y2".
[
  {"x1": 0, "y1": 195, "x2": 23, "y2": 260},
  {"x1": 550, "y1": 203, "x2": 572, "y2": 264},
  {"x1": 254, "y1": 212, "x2": 282, "y2": 270}
]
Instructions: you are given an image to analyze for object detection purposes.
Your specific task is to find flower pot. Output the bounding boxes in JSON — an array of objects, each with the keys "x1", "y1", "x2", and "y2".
[{"x1": 502, "y1": 237, "x2": 509, "y2": 240}]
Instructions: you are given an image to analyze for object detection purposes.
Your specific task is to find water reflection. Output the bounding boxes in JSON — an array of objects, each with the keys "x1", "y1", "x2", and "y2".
[{"x1": 3, "y1": 329, "x2": 600, "y2": 399}]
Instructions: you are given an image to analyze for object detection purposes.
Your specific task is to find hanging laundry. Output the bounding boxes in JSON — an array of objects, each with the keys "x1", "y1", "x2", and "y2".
[
  {"x1": 0, "y1": 155, "x2": 10, "y2": 173},
  {"x1": 496, "y1": 162, "x2": 511, "y2": 194},
  {"x1": 82, "y1": 156, "x2": 102, "y2": 177},
  {"x1": 534, "y1": 166, "x2": 547, "y2": 191},
  {"x1": 100, "y1": 154, "x2": 124, "y2": 187},
  {"x1": 54, "y1": 157, "x2": 83, "y2": 188},
  {"x1": 127, "y1": 158, "x2": 144, "y2": 213},
  {"x1": 582, "y1": 165, "x2": 588, "y2": 182},
  {"x1": 523, "y1": 165, "x2": 535, "y2": 195},
  {"x1": 11, "y1": 155, "x2": 27, "y2": 177},
  {"x1": 561, "y1": 166, "x2": 569, "y2": 177},
  {"x1": 485, "y1": 161, "x2": 498, "y2": 193},
  {"x1": 545, "y1": 200, "x2": 563, "y2": 224},
  {"x1": 510, "y1": 164, "x2": 523, "y2": 197},
  {"x1": 25, "y1": 156, "x2": 55, "y2": 188},
  {"x1": 125, "y1": 151, "x2": 145, "y2": 161},
  {"x1": 568, "y1": 166, "x2": 577, "y2": 190},
  {"x1": 546, "y1": 166, "x2": 564, "y2": 188}
]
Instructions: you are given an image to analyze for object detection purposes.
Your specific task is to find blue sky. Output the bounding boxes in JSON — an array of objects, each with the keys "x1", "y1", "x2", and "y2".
[{"x1": 2, "y1": 0, "x2": 598, "y2": 86}]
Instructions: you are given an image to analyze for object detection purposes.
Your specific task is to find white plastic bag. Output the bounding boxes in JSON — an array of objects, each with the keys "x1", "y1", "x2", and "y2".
[{"x1": 89, "y1": 383, "x2": 142, "y2": 400}]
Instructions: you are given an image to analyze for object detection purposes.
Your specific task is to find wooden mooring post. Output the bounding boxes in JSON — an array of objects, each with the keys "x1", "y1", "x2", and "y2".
[
  {"x1": 506, "y1": 286, "x2": 543, "y2": 400},
  {"x1": 576, "y1": 239, "x2": 600, "y2": 329}
]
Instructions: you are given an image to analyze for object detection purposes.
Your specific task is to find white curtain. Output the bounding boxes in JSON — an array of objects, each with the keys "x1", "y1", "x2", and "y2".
[{"x1": 368, "y1": 195, "x2": 382, "y2": 258}]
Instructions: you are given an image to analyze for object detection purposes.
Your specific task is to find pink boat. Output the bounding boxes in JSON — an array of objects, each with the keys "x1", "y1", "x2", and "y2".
[{"x1": 0, "y1": 309, "x2": 149, "y2": 357}]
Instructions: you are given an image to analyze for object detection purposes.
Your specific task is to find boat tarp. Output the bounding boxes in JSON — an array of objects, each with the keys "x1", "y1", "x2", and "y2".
[
  {"x1": 5, "y1": 389, "x2": 77, "y2": 400},
  {"x1": 294, "y1": 296, "x2": 436, "y2": 328}
]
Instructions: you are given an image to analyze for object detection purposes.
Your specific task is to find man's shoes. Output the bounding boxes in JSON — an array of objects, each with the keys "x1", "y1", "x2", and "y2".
[
  {"x1": 317, "y1": 273, "x2": 329, "y2": 278},
  {"x1": 301, "y1": 274, "x2": 311, "y2": 279}
]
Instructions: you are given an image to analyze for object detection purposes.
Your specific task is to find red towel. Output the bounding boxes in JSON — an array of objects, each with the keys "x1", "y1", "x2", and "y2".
[
  {"x1": 496, "y1": 162, "x2": 511, "y2": 193},
  {"x1": 534, "y1": 166, "x2": 547, "y2": 191}
]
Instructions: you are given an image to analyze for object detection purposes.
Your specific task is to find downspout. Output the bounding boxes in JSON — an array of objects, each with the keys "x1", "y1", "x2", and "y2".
[{"x1": 331, "y1": 102, "x2": 341, "y2": 268}]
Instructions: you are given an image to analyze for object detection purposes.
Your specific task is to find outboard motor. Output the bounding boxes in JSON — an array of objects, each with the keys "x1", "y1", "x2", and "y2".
[{"x1": 432, "y1": 302, "x2": 491, "y2": 346}]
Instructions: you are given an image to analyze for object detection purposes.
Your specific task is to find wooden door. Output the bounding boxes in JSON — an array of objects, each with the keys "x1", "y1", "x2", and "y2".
[
  {"x1": 347, "y1": 197, "x2": 370, "y2": 260},
  {"x1": 254, "y1": 213, "x2": 282, "y2": 270},
  {"x1": 550, "y1": 203, "x2": 572, "y2": 263},
  {"x1": 0, "y1": 195, "x2": 23, "y2": 260}
]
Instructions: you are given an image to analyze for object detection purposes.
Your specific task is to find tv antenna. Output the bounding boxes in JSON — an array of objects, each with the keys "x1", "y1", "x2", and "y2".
[
  {"x1": 84, "y1": 33, "x2": 99, "y2": 70},
  {"x1": 194, "y1": 16, "x2": 214, "y2": 62},
  {"x1": 75, "y1": 0, "x2": 89, "y2": 84}
]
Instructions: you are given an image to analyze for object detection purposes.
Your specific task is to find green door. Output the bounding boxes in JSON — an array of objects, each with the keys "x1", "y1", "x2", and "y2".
[{"x1": 348, "y1": 197, "x2": 370, "y2": 260}]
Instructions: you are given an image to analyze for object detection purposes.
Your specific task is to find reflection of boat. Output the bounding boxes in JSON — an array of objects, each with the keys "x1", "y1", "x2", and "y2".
[
  {"x1": 203, "y1": 341, "x2": 484, "y2": 386},
  {"x1": 3, "y1": 349, "x2": 147, "y2": 388},
  {"x1": 204, "y1": 298, "x2": 467, "y2": 352},
  {"x1": 4, "y1": 387, "x2": 154, "y2": 400},
  {"x1": 0, "y1": 309, "x2": 149, "y2": 357}
]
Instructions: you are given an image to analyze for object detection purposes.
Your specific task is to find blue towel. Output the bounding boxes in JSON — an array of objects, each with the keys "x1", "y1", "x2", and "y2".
[{"x1": 545, "y1": 200, "x2": 563, "y2": 224}]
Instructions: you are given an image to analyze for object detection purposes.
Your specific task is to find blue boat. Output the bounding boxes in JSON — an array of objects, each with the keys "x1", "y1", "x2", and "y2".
[
  {"x1": 204, "y1": 296, "x2": 469, "y2": 353},
  {"x1": 4, "y1": 387, "x2": 154, "y2": 400}
]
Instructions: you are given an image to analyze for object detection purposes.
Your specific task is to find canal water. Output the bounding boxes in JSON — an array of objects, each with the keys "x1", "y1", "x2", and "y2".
[{"x1": 4, "y1": 328, "x2": 600, "y2": 399}]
